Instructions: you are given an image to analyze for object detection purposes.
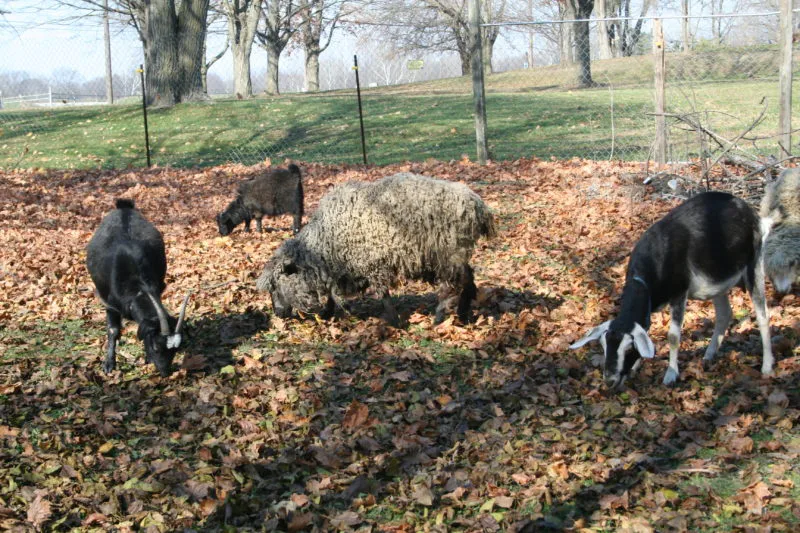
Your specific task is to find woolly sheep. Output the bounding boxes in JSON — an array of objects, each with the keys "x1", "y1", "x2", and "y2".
[
  {"x1": 217, "y1": 163, "x2": 304, "y2": 235},
  {"x1": 760, "y1": 168, "x2": 800, "y2": 294},
  {"x1": 256, "y1": 173, "x2": 495, "y2": 324}
]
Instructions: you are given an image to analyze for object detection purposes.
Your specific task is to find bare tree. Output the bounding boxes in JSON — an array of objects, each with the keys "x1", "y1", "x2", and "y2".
[
  {"x1": 358, "y1": 0, "x2": 508, "y2": 76},
  {"x1": 561, "y1": 0, "x2": 594, "y2": 86},
  {"x1": 603, "y1": 0, "x2": 652, "y2": 57},
  {"x1": 299, "y1": 0, "x2": 346, "y2": 91},
  {"x1": 256, "y1": 0, "x2": 302, "y2": 95},
  {"x1": 53, "y1": 0, "x2": 210, "y2": 106},
  {"x1": 203, "y1": 7, "x2": 229, "y2": 95},
  {"x1": 220, "y1": 0, "x2": 263, "y2": 97}
]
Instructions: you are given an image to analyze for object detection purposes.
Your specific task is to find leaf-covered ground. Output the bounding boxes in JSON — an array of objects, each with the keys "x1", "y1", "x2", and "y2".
[{"x1": 1, "y1": 159, "x2": 800, "y2": 532}]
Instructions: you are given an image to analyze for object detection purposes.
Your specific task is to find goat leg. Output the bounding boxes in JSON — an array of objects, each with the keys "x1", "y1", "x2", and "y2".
[
  {"x1": 292, "y1": 212, "x2": 302, "y2": 234},
  {"x1": 664, "y1": 296, "x2": 686, "y2": 386},
  {"x1": 104, "y1": 309, "x2": 122, "y2": 374},
  {"x1": 256, "y1": 217, "x2": 263, "y2": 233}
]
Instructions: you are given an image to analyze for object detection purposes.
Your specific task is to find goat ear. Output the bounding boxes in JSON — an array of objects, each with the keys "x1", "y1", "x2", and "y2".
[
  {"x1": 570, "y1": 320, "x2": 611, "y2": 349},
  {"x1": 631, "y1": 323, "x2": 655, "y2": 359}
]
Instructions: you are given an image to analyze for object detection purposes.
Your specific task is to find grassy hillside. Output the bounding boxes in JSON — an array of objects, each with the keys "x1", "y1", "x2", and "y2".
[{"x1": 0, "y1": 48, "x2": 795, "y2": 170}]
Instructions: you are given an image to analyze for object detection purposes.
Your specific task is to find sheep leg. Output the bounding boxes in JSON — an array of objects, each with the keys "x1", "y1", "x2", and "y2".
[
  {"x1": 104, "y1": 309, "x2": 122, "y2": 374},
  {"x1": 320, "y1": 297, "x2": 336, "y2": 319},
  {"x1": 255, "y1": 217, "x2": 263, "y2": 233},
  {"x1": 456, "y1": 265, "x2": 477, "y2": 324},
  {"x1": 664, "y1": 296, "x2": 686, "y2": 386},
  {"x1": 703, "y1": 293, "x2": 732, "y2": 368},
  {"x1": 244, "y1": 218, "x2": 252, "y2": 232},
  {"x1": 378, "y1": 290, "x2": 400, "y2": 327},
  {"x1": 746, "y1": 259, "x2": 775, "y2": 375}
]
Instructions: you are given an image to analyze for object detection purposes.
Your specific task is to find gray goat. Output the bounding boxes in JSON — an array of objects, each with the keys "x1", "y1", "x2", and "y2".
[
  {"x1": 87, "y1": 199, "x2": 190, "y2": 376},
  {"x1": 217, "y1": 163, "x2": 304, "y2": 235},
  {"x1": 256, "y1": 173, "x2": 495, "y2": 324}
]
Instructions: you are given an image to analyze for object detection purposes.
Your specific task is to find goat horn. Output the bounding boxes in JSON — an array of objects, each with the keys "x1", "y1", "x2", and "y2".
[
  {"x1": 145, "y1": 291, "x2": 172, "y2": 337},
  {"x1": 175, "y1": 291, "x2": 191, "y2": 333}
]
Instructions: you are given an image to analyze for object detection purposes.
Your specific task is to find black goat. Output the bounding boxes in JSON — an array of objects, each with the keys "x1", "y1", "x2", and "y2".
[
  {"x1": 216, "y1": 163, "x2": 304, "y2": 235},
  {"x1": 571, "y1": 192, "x2": 773, "y2": 389},
  {"x1": 86, "y1": 199, "x2": 190, "y2": 376}
]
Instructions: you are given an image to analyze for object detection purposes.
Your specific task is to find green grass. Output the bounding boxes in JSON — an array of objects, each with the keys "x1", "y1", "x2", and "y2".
[{"x1": 1, "y1": 48, "x2": 797, "y2": 169}]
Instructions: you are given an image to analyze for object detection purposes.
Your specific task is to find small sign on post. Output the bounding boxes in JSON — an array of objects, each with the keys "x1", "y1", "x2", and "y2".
[{"x1": 407, "y1": 60, "x2": 424, "y2": 71}]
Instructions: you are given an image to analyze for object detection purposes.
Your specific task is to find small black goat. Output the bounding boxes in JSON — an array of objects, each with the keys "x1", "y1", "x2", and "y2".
[
  {"x1": 216, "y1": 163, "x2": 304, "y2": 236},
  {"x1": 87, "y1": 199, "x2": 190, "y2": 376},
  {"x1": 571, "y1": 192, "x2": 773, "y2": 389}
]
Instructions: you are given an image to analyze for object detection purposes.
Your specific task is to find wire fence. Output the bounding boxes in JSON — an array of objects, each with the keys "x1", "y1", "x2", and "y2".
[{"x1": 0, "y1": 9, "x2": 796, "y2": 169}]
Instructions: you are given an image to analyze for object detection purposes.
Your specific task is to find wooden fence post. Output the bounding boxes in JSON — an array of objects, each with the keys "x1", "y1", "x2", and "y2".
[
  {"x1": 469, "y1": 0, "x2": 488, "y2": 164},
  {"x1": 779, "y1": 0, "x2": 793, "y2": 156},
  {"x1": 653, "y1": 19, "x2": 667, "y2": 166}
]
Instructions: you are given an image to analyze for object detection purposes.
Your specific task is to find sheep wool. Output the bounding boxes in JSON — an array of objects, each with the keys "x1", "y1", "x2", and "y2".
[
  {"x1": 257, "y1": 172, "x2": 495, "y2": 322},
  {"x1": 760, "y1": 168, "x2": 800, "y2": 293}
]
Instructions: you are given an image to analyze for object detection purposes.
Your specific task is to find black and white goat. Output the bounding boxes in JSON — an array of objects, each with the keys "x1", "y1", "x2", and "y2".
[
  {"x1": 570, "y1": 192, "x2": 774, "y2": 388},
  {"x1": 86, "y1": 199, "x2": 190, "y2": 377}
]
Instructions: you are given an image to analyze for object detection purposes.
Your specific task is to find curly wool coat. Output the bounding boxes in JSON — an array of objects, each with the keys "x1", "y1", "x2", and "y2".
[
  {"x1": 256, "y1": 173, "x2": 495, "y2": 322},
  {"x1": 760, "y1": 168, "x2": 800, "y2": 292}
]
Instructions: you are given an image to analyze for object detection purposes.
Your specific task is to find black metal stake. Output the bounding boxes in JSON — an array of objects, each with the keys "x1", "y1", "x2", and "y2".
[
  {"x1": 353, "y1": 55, "x2": 367, "y2": 165},
  {"x1": 138, "y1": 64, "x2": 151, "y2": 168}
]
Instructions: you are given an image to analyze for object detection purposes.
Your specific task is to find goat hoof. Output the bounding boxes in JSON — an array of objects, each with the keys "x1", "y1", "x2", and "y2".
[
  {"x1": 662, "y1": 368, "x2": 679, "y2": 386},
  {"x1": 103, "y1": 363, "x2": 115, "y2": 374},
  {"x1": 702, "y1": 358, "x2": 714, "y2": 371}
]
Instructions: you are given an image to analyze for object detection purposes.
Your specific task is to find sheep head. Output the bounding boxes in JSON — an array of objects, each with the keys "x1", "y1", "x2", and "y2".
[{"x1": 257, "y1": 243, "x2": 330, "y2": 319}]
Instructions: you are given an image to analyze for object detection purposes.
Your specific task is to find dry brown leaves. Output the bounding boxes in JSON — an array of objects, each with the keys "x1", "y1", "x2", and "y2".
[{"x1": 1, "y1": 158, "x2": 799, "y2": 531}]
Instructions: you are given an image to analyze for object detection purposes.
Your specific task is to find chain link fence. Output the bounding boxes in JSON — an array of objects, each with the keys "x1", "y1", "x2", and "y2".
[{"x1": 0, "y1": 9, "x2": 796, "y2": 169}]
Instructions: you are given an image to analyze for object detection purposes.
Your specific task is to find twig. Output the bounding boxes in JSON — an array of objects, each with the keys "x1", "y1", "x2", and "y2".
[
  {"x1": 700, "y1": 98, "x2": 769, "y2": 185},
  {"x1": 739, "y1": 155, "x2": 800, "y2": 180}
]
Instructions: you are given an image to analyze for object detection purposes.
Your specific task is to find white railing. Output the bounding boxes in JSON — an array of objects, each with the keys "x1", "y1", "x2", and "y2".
[{"x1": 0, "y1": 88, "x2": 105, "y2": 109}]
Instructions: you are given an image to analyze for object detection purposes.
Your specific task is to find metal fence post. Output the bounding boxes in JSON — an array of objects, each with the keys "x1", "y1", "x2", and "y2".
[
  {"x1": 138, "y1": 65, "x2": 152, "y2": 168},
  {"x1": 653, "y1": 19, "x2": 667, "y2": 166},
  {"x1": 353, "y1": 55, "x2": 368, "y2": 165},
  {"x1": 778, "y1": 0, "x2": 793, "y2": 156},
  {"x1": 469, "y1": 0, "x2": 489, "y2": 164}
]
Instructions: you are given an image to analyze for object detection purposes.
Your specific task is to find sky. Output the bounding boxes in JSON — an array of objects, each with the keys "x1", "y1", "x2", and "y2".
[{"x1": 0, "y1": 0, "x2": 785, "y2": 92}]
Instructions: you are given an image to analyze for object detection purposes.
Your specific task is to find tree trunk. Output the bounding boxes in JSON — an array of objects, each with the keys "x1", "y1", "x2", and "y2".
[
  {"x1": 144, "y1": 0, "x2": 179, "y2": 106},
  {"x1": 575, "y1": 18, "x2": 593, "y2": 86},
  {"x1": 266, "y1": 45, "x2": 281, "y2": 95},
  {"x1": 572, "y1": 0, "x2": 594, "y2": 87},
  {"x1": 596, "y1": 0, "x2": 613, "y2": 60},
  {"x1": 176, "y1": 0, "x2": 209, "y2": 101},
  {"x1": 458, "y1": 42, "x2": 472, "y2": 75},
  {"x1": 201, "y1": 39, "x2": 209, "y2": 95},
  {"x1": 225, "y1": 0, "x2": 262, "y2": 98},
  {"x1": 232, "y1": 44, "x2": 253, "y2": 97},
  {"x1": 103, "y1": 0, "x2": 114, "y2": 104},
  {"x1": 560, "y1": 23, "x2": 576, "y2": 64},
  {"x1": 681, "y1": 0, "x2": 690, "y2": 52},
  {"x1": 559, "y1": 2, "x2": 576, "y2": 65},
  {"x1": 481, "y1": 32, "x2": 497, "y2": 74},
  {"x1": 304, "y1": 49, "x2": 320, "y2": 91}
]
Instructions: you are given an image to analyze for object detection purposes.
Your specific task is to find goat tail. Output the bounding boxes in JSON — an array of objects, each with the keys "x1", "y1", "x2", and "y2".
[{"x1": 115, "y1": 198, "x2": 136, "y2": 210}]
